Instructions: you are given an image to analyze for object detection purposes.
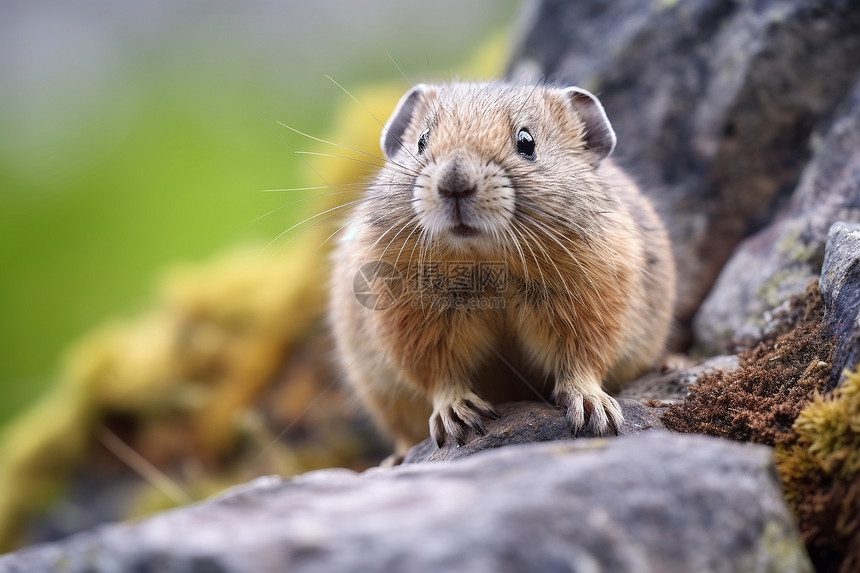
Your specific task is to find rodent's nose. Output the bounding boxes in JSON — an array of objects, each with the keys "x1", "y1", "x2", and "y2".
[
  {"x1": 436, "y1": 159, "x2": 476, "y2": 199},
  {"x1": 438, "y1": 182, "x2": 477, "y2": 199}
]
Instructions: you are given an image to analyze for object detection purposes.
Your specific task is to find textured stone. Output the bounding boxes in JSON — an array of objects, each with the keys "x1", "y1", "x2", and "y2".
[
  {"x1": 616, "y1": 355, "x2": 740, "y2": 406},
  {"x1": 820, "y1": 222, "x2": 860, "y2": 386},
  {"x1": 402, "y1": 399, "x2": 664, "y2": 464},
  {"x1": 0, "y1": 433, "x2": 812, "y2": 573},
  {"x1": 510, "y1": 0, "x2": 860, "y2": 345},
  {"x1": 695, "y1": 77, "x2": 860, "y2": 353}
]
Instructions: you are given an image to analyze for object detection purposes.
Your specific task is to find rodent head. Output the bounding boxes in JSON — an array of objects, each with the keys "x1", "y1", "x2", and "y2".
[{"x1": 377, "y1": 82, "x2": 617, "y2": 254}]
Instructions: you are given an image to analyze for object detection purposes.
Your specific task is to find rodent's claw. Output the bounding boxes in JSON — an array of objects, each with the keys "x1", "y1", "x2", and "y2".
[
  {"x1": 430, "y1": 414, "x2": 447, "y2": 448},
  {"x1": 430, "y1": 393, "x2": 498, "y2": 447},
  {"x1": 554, "y1": 389, "x2": 623, "y2": 436},
  {"x1": 430, "y1": 408, "x2": 475, "y2": 447},
  {"x1": 464, "y1": 399, "x2": 501, "y2": 421}
]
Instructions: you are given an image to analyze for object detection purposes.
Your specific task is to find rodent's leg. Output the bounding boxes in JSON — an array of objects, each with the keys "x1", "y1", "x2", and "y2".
[
  {"x1": 349, "y1": 371, "x2": 431, "y2": 456},
  {"x1": 552, "y1": 364, "x2": 623, "y2": 435},
  {"x1": 429, "y1": 386, "x2": 499, "y2": 447},
  {"x1": 378, "y1": 299, "x2": 503, "y2": 446},
  {"x1": 516, "y1": 310, "x2": 624, "y2": 435},
  {"x1": 389, "y1": 311, "x2": 502, "y2": 447}
]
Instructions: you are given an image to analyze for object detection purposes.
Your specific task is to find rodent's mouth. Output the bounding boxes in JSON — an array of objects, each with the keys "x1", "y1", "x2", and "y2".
[{"x1": 449, "y1": 223, "x2": 480, "y2": 238}]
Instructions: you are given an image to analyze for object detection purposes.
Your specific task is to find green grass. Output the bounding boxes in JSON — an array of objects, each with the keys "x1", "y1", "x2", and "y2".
[{"x1": 0, "y1": 69, "x2": 336, "y2": 423}]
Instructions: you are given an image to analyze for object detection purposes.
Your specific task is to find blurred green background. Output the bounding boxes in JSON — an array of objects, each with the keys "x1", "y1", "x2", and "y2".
[{"x1": 0, "y1": 0, "x2": 520, "y2": 424}]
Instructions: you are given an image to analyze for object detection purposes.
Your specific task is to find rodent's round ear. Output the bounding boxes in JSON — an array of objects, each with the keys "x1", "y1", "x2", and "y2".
[
  {"x1": 381, "y1": 84, "x2": 428, "y2": 160},
  {"x1": 562, "y1": 87, "x2": 617, "y2": 162}
]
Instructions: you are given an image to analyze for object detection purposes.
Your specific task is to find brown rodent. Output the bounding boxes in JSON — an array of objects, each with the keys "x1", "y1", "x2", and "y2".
[{"x1": 329, "y1": 82, "x2": 675, "y2": 458}]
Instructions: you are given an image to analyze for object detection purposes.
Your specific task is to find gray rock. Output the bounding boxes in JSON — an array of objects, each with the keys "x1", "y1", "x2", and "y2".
[
  {"x1": 616, "y1": 355, "x2": 740, "y2": 405},
  {"x1": 820, "y1": 222, "x2": 860, "y2": 387},
  {"x1": 509, "y1": 0, "x2": 860, "y2": 345},
  {"x1": 0, "y1": 433, "x2": 812, "y2": 573},
  {"x1": 402, "y1": 399, "x2": 664, "y2": 464},
  {"x1": 695, "y1": 77, "x2": 860, "y2": 353}
]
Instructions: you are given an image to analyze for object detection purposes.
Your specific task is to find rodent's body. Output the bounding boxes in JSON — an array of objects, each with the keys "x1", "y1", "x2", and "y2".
[{"x1": 330, "y1": 82, "x2": 675, "y2": 456}]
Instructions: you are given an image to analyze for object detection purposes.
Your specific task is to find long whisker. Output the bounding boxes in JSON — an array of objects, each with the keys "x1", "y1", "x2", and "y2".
[
  {"x1": 510, "y1": 224, "x2": 548, "y2": 294},
  {"x1": 386, "y1": 50, "x2": 413, "y2": 87},
  {"x1": 360, "y1": 214, "x2": 413, "y2": 261},
  {"x1": 323, "y1": 208, "x2": 390, "y2": 254},
  {"x1": 324, "y1": 74, "x2": 422, "y2": 165},
  {"x1": 95, "y1": 427, "x2": 192, "y2": 506},
  {"x1": 518, "y1": 211, "x2": 599, "y2": 296},
  {"x1": 254, "y1": 189, "x2": 363, "y2": 223},
  {"x1": 320, "y1": 219, "x2": 355, "y2": 249},
  {"x1": 512, "y1": 222, "x2": 568, "y2": 338},
  {"x1": 415, "y1": 226, "x2": 433, "y2": 317},
  {"x1": 378, "y1": 217, "x2": 417, "y2": 264},
  {"x1": 503, "y1": 224, "x2": 531, "y2": 286},
  {"x1": 277, "y1": 121, "x2": 421, "y2": 177},
  {"x1": 522, "y1": 224, "x2": 559, "y2": 290},
  {"x1": 256, "y1": 112, "x2": 342, "y2": 201},
  {"x1": 276, "y1": 198, "x2": 401, "y2": 255},
  {"x1": 519, "y1": 221, "x2": 575, "y2": 303},
  {"x1": 323, "y1": 205, "x2": 403, "y2": 252},
  {"x1": 255, "y1": 179, "x2": 414, "y2": 224},
  {"x1": 294, "y1": 151, "x2": 420, "y2": 178},
  {"x1": 486, "y1": 345, "x2": 553, "y2": 406},
  {"x1": 405, "y1": 225, "x2": 423, "y2": 278},
  {"x1": 517, "y1": 195, "x2": 604, "y2": 244},
  {"x1": 276, "y1": 208, "x2": 365, "y2": 254},
  {"x1": 267, "y1": 197, "x2": 372, "y2": 250},
  {"x1": 516, "y1": 77, "x2": 545, "y2": 119},
  {"x1": 260, "y1": 184, "x2": 367, "y2": 193},
  {"x1": 393, "y1": 218, "x2": 422, "y2": 270},
  {"x1": 380, "y1": 216, "x2": 420, "y2": 262}
]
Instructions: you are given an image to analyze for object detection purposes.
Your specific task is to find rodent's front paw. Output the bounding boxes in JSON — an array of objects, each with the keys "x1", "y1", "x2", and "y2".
[
  {"x1": 430, "y1": 392, "x2": 499, "y2": 447},
  {"x1": 553, "y1": 388, "x2": 623, "y2": 436}
]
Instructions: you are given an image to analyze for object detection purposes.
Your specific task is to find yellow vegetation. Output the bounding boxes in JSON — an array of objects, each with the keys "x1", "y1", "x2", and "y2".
[{"x1": 776, "y1": 367, "x2": 860, "y2": 572}]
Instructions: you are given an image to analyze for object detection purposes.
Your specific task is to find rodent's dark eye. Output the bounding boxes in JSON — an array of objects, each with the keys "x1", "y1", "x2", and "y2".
[
  {"x1": 516, "y1": 128, "x2": 536, "y2": 159},
  {"x1": 417, "y1": 128, "x2": 430, "y2": 154}
]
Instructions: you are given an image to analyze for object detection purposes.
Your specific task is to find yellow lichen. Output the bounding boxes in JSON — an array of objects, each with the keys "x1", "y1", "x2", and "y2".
[
  {"x1": 776, "y1": 366, "x2": 860, "y2": 572},
  {"x1": 779, "y1": 368, "x2": 860, "y2": 483}
]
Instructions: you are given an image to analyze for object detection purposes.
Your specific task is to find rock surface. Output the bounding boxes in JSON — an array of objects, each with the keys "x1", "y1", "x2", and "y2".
[
  {"x1": 695, "y1": 77, "x2": 860, "y2": 353},
  {"x1": 510, "y1": 0, "x2": 860, "y2": 345},
  {"x1": 403, "y1": 399, "x2": 664, "y2": 464},
  {"x1": 616, "y1": 355, "x2": 740, "y2": 406},
  {"x1": 0, "y1": 433, "x2": 812, "y2": 573},
  {"x1": 820, "y1": 222, "x2": 860, "y2": 387}
]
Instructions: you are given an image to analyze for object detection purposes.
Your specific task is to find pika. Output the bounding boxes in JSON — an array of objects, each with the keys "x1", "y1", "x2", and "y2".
[{"x1": 330, "y1": 82, "x2": 675, "y2": 458}]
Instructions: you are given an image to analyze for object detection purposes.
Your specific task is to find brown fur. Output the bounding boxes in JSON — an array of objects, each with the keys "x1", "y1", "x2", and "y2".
[{"x1": 330, "y1": 82, "x2": 675, "y2": 456}]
